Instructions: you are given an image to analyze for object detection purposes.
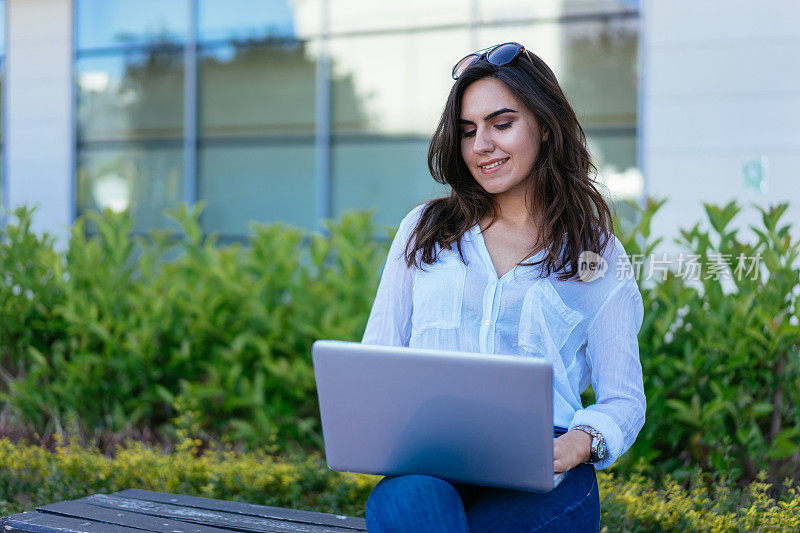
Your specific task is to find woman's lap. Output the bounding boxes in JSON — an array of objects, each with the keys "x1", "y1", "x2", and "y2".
[
  {"x1": 366, "y1": 464, "x2": 600, "y2": 533},
  {"x1": 463, "y1": 463, "x2": 599, "y2": 532},
  {"x1": 366, "y1": 474, "x2": 470, "y2": 533}
]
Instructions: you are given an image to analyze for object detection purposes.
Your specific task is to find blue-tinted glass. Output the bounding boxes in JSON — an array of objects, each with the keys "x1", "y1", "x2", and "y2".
[
  {"x1": 76, "y1": 146, "x2": 184, "y2": 232},
  {"x1": 479, "y1": 0, "x2": 638, "y2": 23},
  {"x1": 329, "y1": 0, "x2": 468, "y2": 34},
  {"x1": 329, "y1": 30, "x2": 464, "y2": 226},
  {"x1": 330, "y1": 31, "x2": 469, "y2": 135},
  {"x1": 77, "y1": 0, "x2": 188, "y2": 50},
  {"x1": 199, "y1": 41, "x2": 315, "y2": 137},
  {"x1": 198, "y1": 143, "x2": 316, "y2": 235},
  {"x1": 478, "y1": 19, "x2": 638, "y2": 192},
  {"x1": 0, "y1": 0, "x2": 6, "y2": 54},
  {"x1": 556, "y1": 20, "x2": 638, "y2": 129},
  {"x1": 332, "y1": 138, "x2": 448, "y2": 227},
  {"x1": 587, "y1": 133, "x2": 641, "y2": 200},
  {"x1": 0, "y1": 0, "x2": 4, "y2": 207},
  {"x1": 77, "y1": 52, "x2": 184, "y2": 142},
  {"x1": 0, "y1": 65, "x2": 3, "y2": 142},
  {"x1": 565, "y1": 0, "x2": 639, "y2": 10},
  {"x1": 478, "y1": 19, "x2": 638, "y2": 129},
  {"x1": 199, "y1": 0, "x2": 298, "y2": 42}
]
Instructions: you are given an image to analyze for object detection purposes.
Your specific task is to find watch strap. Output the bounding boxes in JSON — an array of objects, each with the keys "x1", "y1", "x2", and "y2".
[{"x1": 573, "y1": 424, "x2": 606, "y2": 463}]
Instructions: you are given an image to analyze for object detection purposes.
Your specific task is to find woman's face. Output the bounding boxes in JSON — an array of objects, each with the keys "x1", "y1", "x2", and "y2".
[{"x1": 459, "y1": 77, "x2": 547, "y2": 200}]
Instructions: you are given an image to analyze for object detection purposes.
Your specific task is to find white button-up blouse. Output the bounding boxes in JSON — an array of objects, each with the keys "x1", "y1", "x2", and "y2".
[{"x1": 361, "y1": 203, "x2": 646, "y2": 470}]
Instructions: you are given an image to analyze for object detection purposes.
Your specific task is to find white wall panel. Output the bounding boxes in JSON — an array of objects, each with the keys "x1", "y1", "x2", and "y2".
[
  {"x1": 646, "y1": 96, "x2": 800, "y2": 150},
  {"x1": 6, "y1": 0, "x2": 74, "y2": 238},
  {"x1": 641, "y1": 0, "x2": 800, "y2": 252},
  {"x1": 643, "y1": 152, "x2": 800, "y2": 243},
  {"x1": 648, "y1": 0, "x2": 800, "y2": 45},
  {"x1": 647, "y1": 40, "x2": 800, "y2": 96}
]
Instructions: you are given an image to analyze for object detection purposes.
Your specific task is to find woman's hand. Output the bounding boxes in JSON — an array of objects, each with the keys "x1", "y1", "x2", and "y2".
[{"x1": 553, "y1": 429, "x2": 592, "y2": 473}]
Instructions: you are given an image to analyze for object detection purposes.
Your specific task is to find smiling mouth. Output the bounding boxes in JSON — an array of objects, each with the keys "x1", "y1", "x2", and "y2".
[{"x1": 479, "y1": 158, "x2": 509, "y2": 172}]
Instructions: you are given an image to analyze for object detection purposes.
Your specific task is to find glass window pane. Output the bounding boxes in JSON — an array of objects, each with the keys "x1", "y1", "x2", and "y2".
[
  {"x1": 564, "y1": 0, "x2": 639, "y2": 13},
  {"x1": 330, "y1": 30, "x2": 471, "y2": 136},
  {"x1": 76, "y1": 145, "x2": 184, "y2": 232},
  {"x1": 478, "y1": 0, "x2": 637, "y2": 24},
  {"x1": 588, "y1": 133, "x2": 642, "y2": 200},
  {"x1": 0, "y1": 0, "x2": 6, "y2": 53},
  {"x1": 199, "y1": 0, "x2": 316, "y2": 42},
  {"x1": 0, "y1": 66, "x2": 4, "y2": 143},
  {"x1": 330, "y1": 0, "x2": 469, "y2": 35},
  {"x1": 1, "y1": 0, "x2": 4, "y2": 205},
  {"x1": 199, "y1": 41, "x2": 316, "y2": 138},
  {"x1": 77, "y1": 51, "x2": 184, "y2": 143},
  {"x1": 330, "y1": 30, "x2": 469, "y2": 223},
  {"x1": 332, "y1": 138, "x2": 447, "y2": 226},
  {"x1": 77, "y1": 0, "x2": 188, "y2": 51},
  {"x1": 559, "y1": 20, "x2": 638, "y2": 130},
  {"x1": 477, "y1": 19, "x2": 638, "y2": 129},
  {"x1": 589, "y1": 132, "x2": 636, "y2": 170},
  {"x1": 477, "y1": 19, "x2": 639, "y2": 200},
  {"x1": 329, "y1": 30, "x2": 466, "y2": 223},
  {"x1": 198, "y1": 142, "x2": 316, "y2": 235}
]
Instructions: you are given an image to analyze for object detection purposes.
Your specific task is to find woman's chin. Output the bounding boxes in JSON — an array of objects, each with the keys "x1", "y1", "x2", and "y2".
[{"x1": 478, "y1": 180, "x2": 517, "y2": 196}]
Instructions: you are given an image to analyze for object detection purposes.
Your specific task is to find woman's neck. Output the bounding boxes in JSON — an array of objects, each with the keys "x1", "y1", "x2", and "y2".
[{"x1": 490, "y1": 192, "x2": 539, "y2": 230}]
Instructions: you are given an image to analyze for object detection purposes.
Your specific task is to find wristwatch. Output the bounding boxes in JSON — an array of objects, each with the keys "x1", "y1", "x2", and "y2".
[{"x1": 573, "y1": 425, "x2": 607, "y2": 464}]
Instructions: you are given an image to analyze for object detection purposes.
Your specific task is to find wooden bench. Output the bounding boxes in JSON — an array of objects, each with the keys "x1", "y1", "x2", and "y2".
[{"x1": 1, "y1": 488, "x2": 367, "y2": 533}]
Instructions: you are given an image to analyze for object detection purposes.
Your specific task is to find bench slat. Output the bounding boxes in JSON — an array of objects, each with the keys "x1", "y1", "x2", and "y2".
[
  {"x1": 37, "y1": 501, "x2": 232, "y2": 533},
  {"x1": 113, "y1": 489, "x2": 367, "y2": 531},
  {"x1": 77, "y1": 494, "x2": 357, "y2": 533},
  {"x1": 1, "y1": 511, "x2": 145, "y2": 533}
]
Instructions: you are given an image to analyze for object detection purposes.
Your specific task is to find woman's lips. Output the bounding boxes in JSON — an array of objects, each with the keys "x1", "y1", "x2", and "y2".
[{"x1": 479, "y1": 157, "x2": 509, "y2": 174}]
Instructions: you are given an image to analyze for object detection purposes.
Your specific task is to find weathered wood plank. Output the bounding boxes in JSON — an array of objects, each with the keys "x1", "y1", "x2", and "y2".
[
  {"x1": 79, "y1": 494, "x2": 357, "y2": 533},
  {"x1": 1, "y1": 511, "x2": 144, "y2": 533},
  {"x1": 113, "y1": 489, "x2": 367, "y2": 531},
  {"x1": 37, "y1": 501, "x2": 232, "y2": 533}
]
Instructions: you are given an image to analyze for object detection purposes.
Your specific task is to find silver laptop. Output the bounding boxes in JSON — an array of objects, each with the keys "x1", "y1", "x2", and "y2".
[{"x1": 311, "y1": 340, "x2": 565, "y2": 492}]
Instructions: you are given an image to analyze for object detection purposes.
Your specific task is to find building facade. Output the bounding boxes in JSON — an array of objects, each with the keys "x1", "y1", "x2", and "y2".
[
  {"x1": 2, "y1": 0, "x2": 641, "y2": 238},
  {"x1": 4, "y1": 0, "x2": 795, "y2": 245}
]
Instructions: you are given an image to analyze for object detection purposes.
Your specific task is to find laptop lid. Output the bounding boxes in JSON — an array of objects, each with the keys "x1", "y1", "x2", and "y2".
[{"x1": 312, "y1": 340, "x2": 556, "y2": 492}]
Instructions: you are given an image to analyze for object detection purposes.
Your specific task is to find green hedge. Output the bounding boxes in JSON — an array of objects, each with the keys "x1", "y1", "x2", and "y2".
[
  {"x1": 1, "y1": 438, "x2": 798, "y2": 531},
  {"x1": 1, "y1": 199, "x2": 799, "y2": 489},
  {"x1": 0, "y1": 205, "x2": 390, "y2": 450},
  {"x1": 615, "y1": 200, "x2": 800, "y2": 488}
]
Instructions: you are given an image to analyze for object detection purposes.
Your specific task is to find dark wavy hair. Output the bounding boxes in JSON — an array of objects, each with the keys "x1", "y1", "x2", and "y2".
[{"x1": 404, "y1": 50, "x2": 614, "y2": 281}]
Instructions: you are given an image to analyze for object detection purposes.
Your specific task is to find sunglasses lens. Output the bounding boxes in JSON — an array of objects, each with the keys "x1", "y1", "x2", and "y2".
[
  {"x1": 486, "y1": 43, "x2": 522, "y2": 66},
  {"x1": 452, "y1": 53, "x2": 480, "y2": 79}
]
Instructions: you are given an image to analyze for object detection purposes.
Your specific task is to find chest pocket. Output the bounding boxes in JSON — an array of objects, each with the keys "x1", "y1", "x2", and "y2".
[
  {"x1": 518, "y1": 279, "x2": 583, "y2": 383},
  {"x1": 412, "y1": 249, "x2": 466, "y2": 333}
]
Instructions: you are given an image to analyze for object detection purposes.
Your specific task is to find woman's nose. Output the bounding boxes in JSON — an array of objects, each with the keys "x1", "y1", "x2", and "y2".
[{"x1": 472, "y1": 127, "x2": 494, "y2": 153}]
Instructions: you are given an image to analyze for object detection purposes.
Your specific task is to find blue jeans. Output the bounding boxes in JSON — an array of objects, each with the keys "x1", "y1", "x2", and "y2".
[{"x1": 365, "y1": 427, "x2": 600, "y2": 533}]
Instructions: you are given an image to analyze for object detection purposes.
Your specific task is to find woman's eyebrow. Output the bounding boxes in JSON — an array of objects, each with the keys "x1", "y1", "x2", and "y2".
[{"x1": 458, "y1": 108, "x2": 518, "y2": 125}]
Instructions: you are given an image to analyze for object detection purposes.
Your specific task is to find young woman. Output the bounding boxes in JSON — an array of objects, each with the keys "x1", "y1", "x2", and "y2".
[{"x1": 361, "y1": 42, "x2": 645, "y2": 532}]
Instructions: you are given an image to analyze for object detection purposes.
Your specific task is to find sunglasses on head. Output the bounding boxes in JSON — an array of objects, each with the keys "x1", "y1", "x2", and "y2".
[{"x1": 451, "y1": 41, "x2": 531, "y2": 80}]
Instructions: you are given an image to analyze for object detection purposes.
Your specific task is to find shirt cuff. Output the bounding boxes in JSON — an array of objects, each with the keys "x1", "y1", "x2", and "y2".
[{"x1": 568, "y1": 409, "x2": 625, "y2": 470}]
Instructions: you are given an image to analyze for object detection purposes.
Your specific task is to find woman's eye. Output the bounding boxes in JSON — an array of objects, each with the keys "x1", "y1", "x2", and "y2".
[
  {"x1": 461, "y1": 130, "x2": 476, "y2": 138},
  {"x1": 495, "y1": 122, "x2": 513, "y2": 130}
]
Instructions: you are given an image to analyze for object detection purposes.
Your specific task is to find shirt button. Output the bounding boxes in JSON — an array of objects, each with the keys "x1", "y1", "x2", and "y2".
[{"x1": 484, "y1": 319, "x2": 491, "y2": 326}]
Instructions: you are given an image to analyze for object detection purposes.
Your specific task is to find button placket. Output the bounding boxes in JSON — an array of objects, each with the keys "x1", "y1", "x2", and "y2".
[
  {"x1": 479, "y1": 279, "x2": 501, "y2": 353},
  {"x1": 478, "y1": 281, "x2": 497, "y2": 353}
]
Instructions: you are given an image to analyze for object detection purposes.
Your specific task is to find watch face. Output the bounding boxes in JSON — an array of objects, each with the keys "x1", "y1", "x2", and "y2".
[{"x1": 596, "y1": 439, "x2": 607, "y2": 459}]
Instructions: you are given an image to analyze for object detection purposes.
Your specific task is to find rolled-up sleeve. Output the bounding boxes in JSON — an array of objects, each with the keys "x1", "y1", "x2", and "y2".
[
  {"x1": 568, "y1": 278, "x2": 646, "y2": 469},
  {"x1": 361, "y1": 205, "x2": 424, "y2": 347}
]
